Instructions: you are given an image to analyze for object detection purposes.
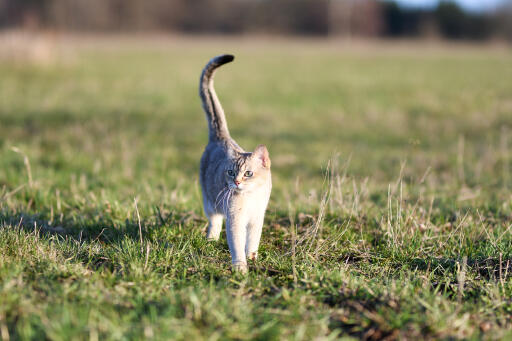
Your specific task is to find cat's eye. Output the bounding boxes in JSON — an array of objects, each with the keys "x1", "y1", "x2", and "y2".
[
  {"x1": 244, "y1": 171, "x2": 253, "y2": 177},
  {"x1": 227, "y1": 170, "x2": 235, "y2": 177}
]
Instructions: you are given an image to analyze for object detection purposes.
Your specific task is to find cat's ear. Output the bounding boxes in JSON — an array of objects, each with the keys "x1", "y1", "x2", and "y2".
[{"x1": 253, "y1": 145, "x2": 270, "y2": 168}]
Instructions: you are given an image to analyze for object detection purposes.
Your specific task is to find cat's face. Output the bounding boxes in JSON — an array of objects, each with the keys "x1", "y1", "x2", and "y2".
[{"x1": 225, "y1": 145, "x2": 271, "y2": 192}]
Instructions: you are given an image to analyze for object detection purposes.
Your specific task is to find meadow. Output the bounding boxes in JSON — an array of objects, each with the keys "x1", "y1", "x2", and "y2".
[{"x1": 1, "y1": 36, "x2": 512, "y2": 340}]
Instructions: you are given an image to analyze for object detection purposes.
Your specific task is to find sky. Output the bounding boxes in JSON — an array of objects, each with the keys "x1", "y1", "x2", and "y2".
[{"x1": 393, "y1": 0, "x2": 508, "y2": 12}]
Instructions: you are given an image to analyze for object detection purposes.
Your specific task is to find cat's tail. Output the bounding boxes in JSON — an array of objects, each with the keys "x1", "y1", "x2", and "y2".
[{"x1": 200, "y1": 54, "x2": 234, "y2": 142}]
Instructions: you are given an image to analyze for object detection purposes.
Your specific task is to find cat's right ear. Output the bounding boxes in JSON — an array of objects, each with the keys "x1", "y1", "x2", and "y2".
[{"x1": 253, "y1": 145, "x2": 271, "y2": 169}]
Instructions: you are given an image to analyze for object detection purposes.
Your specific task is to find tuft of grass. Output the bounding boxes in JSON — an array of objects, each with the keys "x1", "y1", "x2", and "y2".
[{"x1": 1, "y1": 37, "x2": 512, "y2": 339}]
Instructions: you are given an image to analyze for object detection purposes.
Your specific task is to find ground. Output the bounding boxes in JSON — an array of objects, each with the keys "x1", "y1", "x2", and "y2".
[{"x1": 0, "y1": 36, "x2": 512, "y2": 340}]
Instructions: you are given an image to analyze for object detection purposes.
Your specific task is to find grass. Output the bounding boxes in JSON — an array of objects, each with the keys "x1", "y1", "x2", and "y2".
[{"x1": 0, "y1": 36, "x2": 512, "y2": 340}]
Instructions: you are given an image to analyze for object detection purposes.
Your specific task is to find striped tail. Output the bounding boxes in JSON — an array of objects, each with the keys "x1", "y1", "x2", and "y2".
[{"x1": 199, "y1": 54, "x2": 234, "y2": 142}]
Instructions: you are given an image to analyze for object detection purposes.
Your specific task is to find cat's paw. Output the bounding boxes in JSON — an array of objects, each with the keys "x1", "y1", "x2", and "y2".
[
  {"x1": 247, "y1": 252, "x2": 258, "y2": 261},
  {"x1": 231, "y1": 262, "x2": 248, "y2": 274}
]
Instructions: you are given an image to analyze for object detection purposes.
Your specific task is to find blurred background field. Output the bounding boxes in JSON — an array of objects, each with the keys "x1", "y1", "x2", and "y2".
[
  {"x1": 1, "y1": 36, "x2": 511, "y2": 208},
  {"x1": 1, "y1": 1, "x2": 512, "y2": 340}
]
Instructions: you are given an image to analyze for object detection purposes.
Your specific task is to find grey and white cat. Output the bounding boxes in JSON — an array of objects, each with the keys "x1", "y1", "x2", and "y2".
[{"x1": 199, "y1": 54, "x2": 272, "y2": 273}]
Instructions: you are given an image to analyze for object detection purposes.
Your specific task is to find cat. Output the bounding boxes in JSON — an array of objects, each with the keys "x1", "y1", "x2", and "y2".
[{"x1": 199, "y1": 54, "x2": 272, "y2": 273}]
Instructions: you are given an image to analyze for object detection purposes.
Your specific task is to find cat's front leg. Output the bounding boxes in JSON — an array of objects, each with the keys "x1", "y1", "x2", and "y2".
[
  {"x1": 225, "y1": 213, "x2": 248, "y2": 272},
  {"x1": 206, "y1": 213, "x2": 223, "y2": 241},
  {"x1": 246, "y1": 213, "x2": 264, "y2": 261}
]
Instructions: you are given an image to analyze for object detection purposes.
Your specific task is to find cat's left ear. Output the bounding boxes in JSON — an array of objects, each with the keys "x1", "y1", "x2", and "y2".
[{"x1": 253, "y1": 145, "x2": 270, "y2": 168}]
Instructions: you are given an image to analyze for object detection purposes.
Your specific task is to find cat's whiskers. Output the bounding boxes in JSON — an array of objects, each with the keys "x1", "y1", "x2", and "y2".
[
  {"x1": 222, "y1": 188, "x2": 233, "y2": 213},
  {"x1": 227, "y1": 188, "x2": 234, "y2": 211},
  {"x1": 215, "y1": 187, "x2": 229, "y2": 210}
]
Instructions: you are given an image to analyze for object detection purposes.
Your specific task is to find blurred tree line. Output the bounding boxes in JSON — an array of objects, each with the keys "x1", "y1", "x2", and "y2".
[
  {"x1": 1, "y1": 0, "x2": 511, "y2": 41},
  {"x1": 382, "y1": 1, "x2": 512, "y2": 40}
]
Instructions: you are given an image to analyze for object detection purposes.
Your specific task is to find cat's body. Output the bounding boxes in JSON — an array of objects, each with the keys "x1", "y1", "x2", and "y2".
[{"x1": 199, "y1": 54, "x2": 271, "y2": 272}]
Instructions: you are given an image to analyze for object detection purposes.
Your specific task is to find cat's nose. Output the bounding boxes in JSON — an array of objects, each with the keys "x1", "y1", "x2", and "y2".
[{"x1": 234, "y1": 180, "x2": 241, "y2": 186}]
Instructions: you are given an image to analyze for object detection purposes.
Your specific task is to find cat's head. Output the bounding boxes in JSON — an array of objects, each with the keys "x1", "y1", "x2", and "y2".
[{"x1": 224, "y1": 145, "x2": 271, "y2": 192}]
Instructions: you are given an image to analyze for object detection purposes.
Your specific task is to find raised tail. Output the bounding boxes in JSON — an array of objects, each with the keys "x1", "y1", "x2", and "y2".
[{"x1": 199, "y1": 54, "x2": 234, "y2": 142}]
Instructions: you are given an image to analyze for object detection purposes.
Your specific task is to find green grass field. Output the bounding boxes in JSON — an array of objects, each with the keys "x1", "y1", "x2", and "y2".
[{"x1": 1, "y1": 37, "x2": 512, "y2": 340}]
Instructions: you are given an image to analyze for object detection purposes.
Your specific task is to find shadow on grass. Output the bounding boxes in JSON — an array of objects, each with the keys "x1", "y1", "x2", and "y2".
[
  {"x1": 0, "y1": 205, "x2": 204, "y2": 242},
  {"x1": 409, "y1": 257, "x2": 512, "y2": 282},
  {"x1": 325, "y1": 286, "x2": 402, "y2": 340},
  {"x1": 0, "y1": 206, "x2": 209, "y2": 273}
]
